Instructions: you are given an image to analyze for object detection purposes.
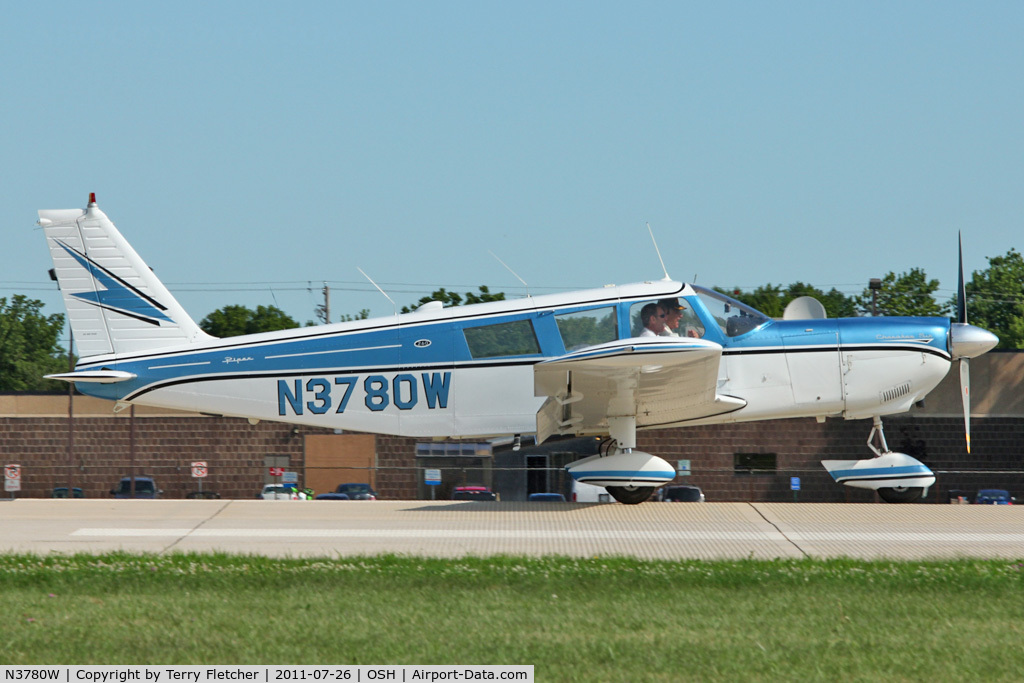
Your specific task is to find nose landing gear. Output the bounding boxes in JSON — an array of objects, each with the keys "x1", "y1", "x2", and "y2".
[{"x1": 821, "y1": 417, "x2": 935, "y2": 503}]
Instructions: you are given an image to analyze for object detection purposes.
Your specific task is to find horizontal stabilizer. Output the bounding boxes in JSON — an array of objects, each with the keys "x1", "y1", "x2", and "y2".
[{"x1": 45, "y1": 370, "x2": 137, "y2": 384}]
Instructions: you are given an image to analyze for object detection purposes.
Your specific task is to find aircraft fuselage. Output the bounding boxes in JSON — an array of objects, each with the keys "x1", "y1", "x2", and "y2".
[{"x1": 72, "y1": 281, "x2": 953, "y2": 440}]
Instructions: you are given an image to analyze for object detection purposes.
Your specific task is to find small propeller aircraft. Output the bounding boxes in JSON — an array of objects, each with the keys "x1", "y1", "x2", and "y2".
[{"x1": 38, "y1": 195, "x2": 998, "y2": 503}]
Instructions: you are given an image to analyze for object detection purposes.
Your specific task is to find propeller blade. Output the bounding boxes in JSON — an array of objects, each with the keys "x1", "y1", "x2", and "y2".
[
  {"x1": 957, "y1": 231, "x2": 967, "y2": 325},
  {"x1": 960, "y1": 358, "x2": 971, "y2": 453}
]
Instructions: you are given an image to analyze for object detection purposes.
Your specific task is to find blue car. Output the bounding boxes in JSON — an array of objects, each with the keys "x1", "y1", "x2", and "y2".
[
  {"x1": 315, "y1": 492, "x2": 351, "y2": 500},
  {"x1": 334, "y1": 483, "x2": 378, "y2": 500},
  {"x1": 975, "y1": 489, "x2": 1015, "y2": 505},
  {"x1": 110, "y1": 477, "x2": 162, "y2": 499},
  {"x1": 528, "y1": 493, "x2": 566, "y2": 502}
]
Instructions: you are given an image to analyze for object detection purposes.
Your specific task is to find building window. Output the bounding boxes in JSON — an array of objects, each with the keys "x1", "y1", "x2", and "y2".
[{"x1": 734, "y1": 452, "x2": 777, "y2": 475}]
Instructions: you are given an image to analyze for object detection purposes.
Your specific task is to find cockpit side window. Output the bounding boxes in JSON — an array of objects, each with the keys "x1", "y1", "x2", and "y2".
[
  {"x1": 555, "y1": 307, "x2": 617, "y2": 351},
  {"x1": 627, "y1": 299, "x2": 705, "y2": 339},
  {"x1": 691, "y1": 286, "x2": 769, "y2": 338}
]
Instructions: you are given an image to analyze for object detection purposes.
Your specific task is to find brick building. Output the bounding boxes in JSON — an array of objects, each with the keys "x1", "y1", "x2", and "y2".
[{"x1": 2, "y1": 353, "x2": 1022, "y2": 503}]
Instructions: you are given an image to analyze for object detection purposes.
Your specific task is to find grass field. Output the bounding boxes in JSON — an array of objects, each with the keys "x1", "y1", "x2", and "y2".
[{"x1": 2, "y1": 553, "x2": 1023, "y2": 681}]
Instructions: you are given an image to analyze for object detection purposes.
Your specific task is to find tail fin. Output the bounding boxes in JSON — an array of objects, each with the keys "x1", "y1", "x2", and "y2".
[{"x1": 38, "y1": 194, "x2": 212, "y2": 359}]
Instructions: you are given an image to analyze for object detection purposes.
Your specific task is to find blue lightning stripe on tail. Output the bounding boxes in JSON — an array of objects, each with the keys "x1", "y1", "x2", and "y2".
[{"x1": 56, "y1": 240, "x2": 173, "y2": 325}]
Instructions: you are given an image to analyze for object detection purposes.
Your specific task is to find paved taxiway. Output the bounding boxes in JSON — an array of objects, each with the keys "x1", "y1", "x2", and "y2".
[{"x1": 1, "y1": 500, "x2": 1023, "y2": 560}]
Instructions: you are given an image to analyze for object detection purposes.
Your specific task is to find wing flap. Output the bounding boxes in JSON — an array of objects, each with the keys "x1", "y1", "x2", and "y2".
[{"x1": 534, "y1": 338, "x2": 745, "y2": 442}]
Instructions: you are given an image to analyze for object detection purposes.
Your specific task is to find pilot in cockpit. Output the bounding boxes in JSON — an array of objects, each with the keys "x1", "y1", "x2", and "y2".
[{"x1": 659, "y1": 297, "x2": 702, "y2": 338}]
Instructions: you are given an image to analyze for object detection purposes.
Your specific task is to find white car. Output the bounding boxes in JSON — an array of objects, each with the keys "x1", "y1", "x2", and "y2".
[{"x1": 259, "y1": 484, "x2": 298, "y2": 500}]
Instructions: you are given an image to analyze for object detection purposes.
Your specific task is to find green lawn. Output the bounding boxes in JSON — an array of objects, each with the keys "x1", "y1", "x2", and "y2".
[{"x1": 1, "y1": 553, "x2": 1022, "y2": 681}]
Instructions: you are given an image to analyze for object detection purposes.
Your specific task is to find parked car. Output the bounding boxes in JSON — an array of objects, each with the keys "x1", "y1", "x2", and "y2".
[
  {"x1": 334, "y1": 483, "x2": 378, "y2": 500},
  {"x1": 452, "y1": 486, "x2": 497, "y2": 501},
  {"x1": 528, "y1": 492, "x2": 566, "y2": 502},
  {"x1": 660, "y1": 485, "x2": 706, "y2": 502},
  {"x1": 185, "y1": 490, "x2": 221, "y2": 499},
  {"x1": 314, "y1": 492, "x2": 350, "y2": 500},
  {"x1": 110, "y1": 477, "x2": 162, "y2": 499},
  {"x1": 52, "y1": 486, "x2": 84, "y2": 498},
  {"x1": 259, "y1": 484, "x2": 298, "y2": 500},
  {"x1": 571, "y1": 481, "x2": 613, "y2": 503},
  {"x1": 975, "y1": 489, "x2": 1015, "y2": 505}
]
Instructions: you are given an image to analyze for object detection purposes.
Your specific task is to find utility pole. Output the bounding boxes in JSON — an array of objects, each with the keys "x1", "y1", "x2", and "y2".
[
  {"x1": 314, "y1": 282, "x2": 331, "y2": 324},
  {"x1": 323, "y1": 282, "x2": 330, "y2": 324}
]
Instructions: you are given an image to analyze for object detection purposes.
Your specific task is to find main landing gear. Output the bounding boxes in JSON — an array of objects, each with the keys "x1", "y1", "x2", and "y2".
[{"x1": 821, "y1": 416, "x2": 936, "y2": 503}]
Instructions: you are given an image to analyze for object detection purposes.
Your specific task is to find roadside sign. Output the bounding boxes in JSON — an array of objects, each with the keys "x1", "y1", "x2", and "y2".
[
  {"x1": 4, "y1": 465, "x2": 20, "y2": 492},
  {"x1": 791, "y1": 477, "x2": 801, "y2": 491},
  {"x1": 425, "y1": 468, "x2": 441, "y2": 485},
  {"x1": 282, "y1": 471, "x2": 299, "y2": 484},
  {"x1": 677, "y1": 460, "x2": 691, "y2": 476},
  {"x1": 191, "y1": 461, "x2": 208, "y2": 478},
  {"x1": 269, "y1": 467, "x2": 284, "y2": 477}
]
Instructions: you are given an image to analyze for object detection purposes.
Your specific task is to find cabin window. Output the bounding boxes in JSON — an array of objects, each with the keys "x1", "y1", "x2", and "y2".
[
  {"x1": 555, "y1": 307, "x2": 618, "y2": 351},
  {"x1": 734, "y1": 452, "x2": 777, "y2": 475},
  {"x1": 463, "y1": 319, "x2": 540, "y2": 358}
]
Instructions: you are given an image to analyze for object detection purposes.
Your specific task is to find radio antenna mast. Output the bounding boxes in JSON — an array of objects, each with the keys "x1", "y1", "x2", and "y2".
[
  {"x1": 357, "y1": 267, "x2": 396, "y2": 316},
  {"x1": 489, "y1": 250, "x2": 531, "y2": 298},
  {"x1": 647, "y1": 222, "x2": 671, "y2": 281}
]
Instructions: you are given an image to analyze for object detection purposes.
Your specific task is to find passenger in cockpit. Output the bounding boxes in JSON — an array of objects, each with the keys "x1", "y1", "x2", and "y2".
[{"x1": 639, "y1": 303, "x2": 666, "y2": 337}]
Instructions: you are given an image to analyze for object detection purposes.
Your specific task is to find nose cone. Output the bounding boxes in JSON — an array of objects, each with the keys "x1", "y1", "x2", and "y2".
[{"x1": 950, "y1": 323, "x2": 999, "y2": 359}]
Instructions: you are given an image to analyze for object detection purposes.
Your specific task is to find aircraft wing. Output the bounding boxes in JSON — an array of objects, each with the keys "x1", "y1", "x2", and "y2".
[{"x1": 534, "y1": 337, "x2": 745, "y2": 444}]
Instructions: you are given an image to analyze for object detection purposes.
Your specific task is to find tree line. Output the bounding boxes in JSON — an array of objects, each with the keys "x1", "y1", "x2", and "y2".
[{"x1": 4, "y1": 250, "x2": 1022, "y2": 391}]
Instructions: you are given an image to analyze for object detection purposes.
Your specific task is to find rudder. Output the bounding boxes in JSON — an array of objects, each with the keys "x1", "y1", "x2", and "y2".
[{"x1": 38, "y1": 194, "x2": 212, "y2": 358}]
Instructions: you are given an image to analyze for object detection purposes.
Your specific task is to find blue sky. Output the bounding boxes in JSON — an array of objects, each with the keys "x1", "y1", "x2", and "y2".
[{"x1": 3, "y1": 2, "x2": 1022, "y2": 329}]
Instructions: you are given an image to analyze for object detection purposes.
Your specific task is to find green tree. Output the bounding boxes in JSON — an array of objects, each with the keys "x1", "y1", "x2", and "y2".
[
  {"x1": 0, "y1": 295, "x2": 69, "y2": 391},
  {"x1": 719, "y1": 282, "x2": 858, "y2": 319},
  {"x1": 855, "y1": 268, "x2": 948, "y2": 317},
  {"x1": 338, "y1": 309, "x2": 370, "y2": 323},
  {"x1": 957, "y1": 248, "x2": 1024, "y2": 349},
  {"x1": 401, "y1": 286, "x2": 505, "y2": 314},
  {"x1": 200, "y1": 305, "x2": 299, "y2": 337}
]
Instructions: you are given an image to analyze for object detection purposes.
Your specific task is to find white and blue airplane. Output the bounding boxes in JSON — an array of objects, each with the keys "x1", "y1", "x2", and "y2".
[{"x1": 38, "y1": 195, "x2": 998, "y2": 503}]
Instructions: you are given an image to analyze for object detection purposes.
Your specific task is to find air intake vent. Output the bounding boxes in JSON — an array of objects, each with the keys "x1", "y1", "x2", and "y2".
[{"x1": 880, "y1": 381, "x2": 912, "y2": 404}]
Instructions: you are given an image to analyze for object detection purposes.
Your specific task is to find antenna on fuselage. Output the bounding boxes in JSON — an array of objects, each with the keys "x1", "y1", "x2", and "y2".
[
  {"x1": 647, "y1": 222, "x2": 671, "y2": 281},
  {"x1": 357, "y1": 267, "x2": 397, "y2": 316},
  {"x1": 488, "y1": 250, "x2": 531, "y2": 298}
]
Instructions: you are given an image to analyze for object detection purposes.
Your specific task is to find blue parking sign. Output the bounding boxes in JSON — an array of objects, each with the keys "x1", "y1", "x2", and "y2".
[{"x1": 790, "y1": 477, "x2": 801, "y2": 491}]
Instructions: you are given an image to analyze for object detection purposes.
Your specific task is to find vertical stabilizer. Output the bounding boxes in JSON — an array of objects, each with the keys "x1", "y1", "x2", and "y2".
[{"x1": 38, "y1": 195, "x2": 212, "y2": 358}]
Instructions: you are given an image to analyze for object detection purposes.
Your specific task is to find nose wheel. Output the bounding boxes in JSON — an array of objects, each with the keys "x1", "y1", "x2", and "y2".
[
  {"x1": 877, "y1": 485, "x2": 924, "y2": 504},
  {"x1": 821, "y1": 417, "x2": 935, "y2": 503},
  {"x1": 867, "y1": 417, "x2": 926, "y2": 503},
  {"x1": 605, "y1": 485, "x2": 656, "y2": 505}
]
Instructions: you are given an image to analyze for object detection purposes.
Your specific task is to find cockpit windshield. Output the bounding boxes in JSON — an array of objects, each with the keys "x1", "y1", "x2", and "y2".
[{"x1": 691, "y1": 285, "x2": 770, "y2": 337}]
